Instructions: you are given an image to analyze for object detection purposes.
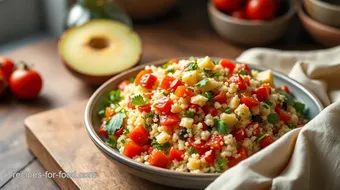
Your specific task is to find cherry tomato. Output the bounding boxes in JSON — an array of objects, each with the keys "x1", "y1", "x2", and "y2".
[
  {"x1": 213, "y1": 92, "x2": 227, "y2": 104},
  {"x1": 202, "y1": 150, "x2": 216, "y2": 165},
  {"x1": 228, "y1": 74, "x2": 247, "y2": 91},
  {"x1": 220, "y1": 58, "x2": 236, "y2": 73},
  {"x1": 154, "y1": 96, "x2": 173, "y2": 113},
  {"x1": 169, "y1": 147, "x2": 185, "y2": 161},
  {"x1": 231, "y1": 128, "x2": 247, "y2": 141},
  {"x1": 188, "y1": 137, "x2": 210, "y2": 155},
  {"x1": 208, "y1": 134, "x2": 224, "y2": 150},
  {"x1": 148, "y1": 149, "x2": 169, "y2": 168},
  {"x1": 0, "y1": 57, "x2": 15, "y2": 79},
  {"x1": 98, "y1": 124, "x2": 109, "y2": 138},
  {"x1": 118, "y1": 80, "x2": 130, "y2": 91},
  {"x1": 0, "y1": 70, "x2": 8, "y2": 97},
  {"x1": 138, "y1": 104, "x2": 151, "y2": 113},
  {"x1": 247, "y1": 122, "x2": 261, "y2": 136},
  {"x1": 128, "y1": 125, "x2": 150, "y2": 146},
  {"x1": 213, "y1": 0, "x2": 243, "y2": 12},
  {"x1": 275, "y1": 104, "x2": 291, "y2": 122},
  {"x1": 135, "y1": 69, "x2": 152, "y2": 86},
  {"x1": 124, "y1": 142, "x2": 144, "y2": 158},
  {"x1": 202, "y1": 105, "x2": 217, "y2": 117},
  {"x1": 9, "y1": 64, "x2": 42, "y2": 100},
  {"x1": 114, "y1": 126, "x2": 125, "y2": 138},
  {"x1": 139, "y1": 74, "x2": 157, "y2": 89},
  {"x1": 159, "y1": 113, "x2": 180, "y2": 127},
  {"x1": 105, "y1": 107, "x2": 115, "y2": 120},
  {"x1": 246, "y1": 0, "x2": 277, "y2": 20},
  {"x1": 259, "y1": 135, "x2": 274, "y2": 148},
  {"x1": 278, "y1": 85, "x2": 291, "y2": 94},
  {"x1": 227, "y1": 147, "x2": 248, "y2": 168},
  {"x1": 231, "y1": 9, "x2": 248, "y2": 19},
  {"x1": 241, "y1": 95, "x2": 260, "y2": 108}
]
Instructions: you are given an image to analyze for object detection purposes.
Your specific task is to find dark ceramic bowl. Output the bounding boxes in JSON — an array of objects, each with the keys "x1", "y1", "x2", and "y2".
[{"x1": 85, "y1": 58, "x2": 323, "y2": 189}]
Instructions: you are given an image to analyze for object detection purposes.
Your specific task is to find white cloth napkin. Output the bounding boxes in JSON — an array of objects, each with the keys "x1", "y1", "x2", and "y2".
[{"x1": 207, "y1": 46, "x2": 340, "y2": 190}]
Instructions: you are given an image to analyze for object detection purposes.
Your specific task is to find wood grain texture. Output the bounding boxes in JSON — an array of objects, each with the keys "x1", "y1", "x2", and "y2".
[{"x1": 0, "y1": 0, "x2": 322, "y2": 189}]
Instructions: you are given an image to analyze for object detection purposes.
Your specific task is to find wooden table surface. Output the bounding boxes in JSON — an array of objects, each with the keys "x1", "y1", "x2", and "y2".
[{"x1": 0, "y1": 0, "x2": 323, "y2": 189}]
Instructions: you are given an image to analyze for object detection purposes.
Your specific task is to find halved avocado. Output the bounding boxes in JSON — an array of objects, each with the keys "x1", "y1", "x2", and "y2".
[{"x1": 58, "y1": 19, "x2": 142, "y2": 85}]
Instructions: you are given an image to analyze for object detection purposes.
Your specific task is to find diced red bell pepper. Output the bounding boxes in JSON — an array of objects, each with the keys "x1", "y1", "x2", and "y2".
[
  {"x1": 213, "y1": 92, "x2": 227, "y2": 103},
  {"x1": 220, "y1": 58, "x2": 236, "y2": 73},
  {"x1": 227, "y1": 147, "x2": 248, "y2": 168},
  {"x1": 247, "y1": 122, "x2": 261, "y2": 137},
  {"x1": 139, "y1": 74, "x2": 157, "y2": 89},
  {"x1": 169, "y1": 147, "x2": 185, "y2": 161},
  {"x1": 231, "y1": 128, "x2": 247, "y2": 141},
  {"x1": 124, "y1": 142, "x2": 144, "y2": 158},
  {"x1": 148, "y1": 149, "x2": 169, "y2": 168},
  {"x1": 259, "y1": 136, "x2": 274, "y2": 148},
  {"x1": 208, "y1": 134, "x2": 224, "y2": 150},
  {"x1": 118, "y1": 80, "x2": 130, "y2": 90},
  {"x1": 154, "y1": 96, "x2": 173, "y2": 113},
  {"x1": 188, "y1": 137, "x2": 210, "y2": 155},
  {"x1": 254, "y1": 86, "x2": 270, "y2": 101},
  {"x1": 202, "y1": 150, "x2": 216, "y2": 165},
  {"x1": 135, "y1": 69, "x2": 152, "y2": 86},
  {"x1": 241, "y1": 95, "x2": 260, "y2": 108},
  {"x1": 138, "y1": 103, "x2": 151, "y2": 113},
  {"x1": 275, "y1": 104, "x2": 292, "y2": 122},
  {"x1": 159, "y1": 113, "x2": 180, "y2": 127},
  {"x1": 128, "y1": 125, "x2": 150, "y2": 146},
  {"x1": 98, "y1": 124, "x2": 109, "y2": 138},
  {"x1": 228, "y1": 74, "x2": 247, "y2": 91},
  {"x1": 202, "y1": 105, "x2": 217, "y2": 117}
]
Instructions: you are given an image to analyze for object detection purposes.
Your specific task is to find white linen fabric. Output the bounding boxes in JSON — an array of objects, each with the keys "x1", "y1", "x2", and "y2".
[{"x1": 207, "y1": 46, "x2": 340, "y2": 190}]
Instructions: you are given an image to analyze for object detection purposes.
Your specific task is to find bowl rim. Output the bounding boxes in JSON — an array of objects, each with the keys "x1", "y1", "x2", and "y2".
[
  {"x1": 298, "y1": 3, "x2": 340, "y2": 35},
  {"x1": 207, "y1": 0, "x2": 295, "y2": 26},
  {"x1": 306, "y1": 0, "x2": 340, "y2": 11},
  {"x1": 85, "y1": 57, "x2": 323, "y2": 179}
]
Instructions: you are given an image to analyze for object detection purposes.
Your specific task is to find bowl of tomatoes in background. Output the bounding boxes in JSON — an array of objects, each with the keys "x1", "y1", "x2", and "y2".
[{"x1": 208, "y1": 0, "x2": 295, "y2": 46}]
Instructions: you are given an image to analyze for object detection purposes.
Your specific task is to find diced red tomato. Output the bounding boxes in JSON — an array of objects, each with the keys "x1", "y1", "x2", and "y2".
[
  {"x1": 231, "y1": 128, "x2": 247, "y2": 141},
  {"x1": 148, "y1": 149, "x2": 169, "y2": 168},
  {"x1": 169, "y1": 79, "x2": 183, "y2": 91},
  {"x1": 200, "y1": 122, "x2": 208, "y2": 130},
  {"x1": 98, "y1": 124, "x2": 109, "y2": 138},
  {"x1": 124, "y1": 142, "x2": 144, "y2": 158},
  {"x1": 241, "y1": 95, "x2": 260, "y2": 108},
  {"x1": 208, "y1": 134, "x2": 224, "y2": 150},
  {"x1": 169, "y1": 59, "x2": 179, "y2": 64},
  {"x1": 135, "y1": 69, "x2": 152, "y2": 86},
  {"x1": 118, "y1": 80, "x2": 130, "y2": 90},
  {"x1": 159, "y1": 114, "x2": 180, "y2": 127},
  {"x1": 154, "y1": 96, "x2": 173, "y2": 113},
  {"x1": 139, "y1": 74, "x2": 157, "y2": 89},
  {"x1": 227, "y1": 147, "x2": 248, "y2": 168},
  {"x1": 262, "y1": 84, "x2": 272, "y2": 94},
  {"x1": 259, "y1": 136, "x2": 274, "y2": 148},
  {"x1": 237, "y1": 63, "x2": 251, "y2": 75},
  {"x1": 278, "y1": 85, "x2": 291, "y2": 94},
  {"x1": 188, "y1": 104, "x2": 200, "y2": 112},
  {"x1": 188, "y1": 137, "x2": 210, "y2": 155},
  {"x1": 202, "y1": 150, "x2": 216, "y2": 165},
  {"x1": 213, "y1": 92, "x2": 227, "y2": 103},
  {"x1": 275, "y1": 104, "x2": 292, "y2": 122},
  {"x1": 127, "y1": 97, "x2": 136, "y2": 109},
  {"x1": 138, "y1": 104, "x2": 151, "y2": 113},
  {"x1": 105, "y1": 107, "x2": 115, "y2": 120},
  {"x1": 142, "y1": 144, "x2": 151, "y2": 152},
  {"x1": 202, "y1": 105, "x2": 217, "y2": 117},
  {"x1": 169, "y1": 147, "x2": 185, "y2": 161},
  {"x1": 175, "y1": 86, "x2": 195, "y2": 98},
  {"x1": 128, "y1": 125, "x2": 150, "y2": 146},
  {"x1": 220, "y1": 58, "x2": 236, "y2": 73},
  {"x1": 114, "y1": 126, "x2": 125, "y2": 138},
  {"x1": 160, "y1": 75, "x2": 175, "y2": 90},
  {"x1": 247, "y1": 122, "x2": 261, "y2": 136},
  {"x1": 228, "y1": 74, "x2": 247, "y2": 91},
  {"x1": 254, "y1": 86, "x2": 270, "y2": 101}
]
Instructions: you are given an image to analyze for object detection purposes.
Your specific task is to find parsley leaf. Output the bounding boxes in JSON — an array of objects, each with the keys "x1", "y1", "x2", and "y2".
[
  {"x1": 203, "y1": 91, "x2": 213, "y2": 102},
  {"x1": 189, "y1": 147, "x2": 197, "y2": 154},
  {"x1": 129, "y1": 77, "x2": 135, "y2": 83},
  {"x1": 144, "y1": 112, "x2": 154, "y2": 119},
  {"x1": 293, "y1": 102, "x2": 305, "y2": 114},
  {"x1": 184, "y1": 111, "x2": 195, "y2": 118},
  {"x1": 105, "y1": 113, "x2": 126, "y2": 135},
  {"x1": 151, "y1": 139, "x2": 170, "y2": 151},
  {"x1": 213, "y1": 119, "x2": 230, "y2": 134},
  {"x1": 197, "y1": 78, "x2": 209, "y2": 87},
  {"x1": 224, "y1": 107, "x2": 232, "y2": 114},
  {"x1": 185, "y1": 62, "x2": 198, "y2": 71},
  {"x1": 238, "y1": 70, "x2": 247, "y2": 75},
  {"x1": 262, "y1": 103, "x2": 269, "y2": 109},
  {"x1": 120, "y1": 139, "x2": 125, "y2": 144},
  {"x1": 287, "y1": 124, "x2": 297, "y2": 129},
  {"x1": 132, "y1": 95, "x2": 148, "y2": 106},
  {"x1": 267, "y1": 113, "x2": 279, "y2": 124},
  {"x1": 162, "y1": 62, "x2": 170, "y2": 69},
  {"x1": 123, "y1": 128, "x2": 129, "y2": 135},
  {"x1": 277, "y1": 90, "x2": 294, "y2": 106},
  {"x1": 216, "y1": 158, "x2": 228, "y2": 172},
  {"x1": 264, "y1": 101, "x2": 273, "y2": 106},
  {"x1": 106, "y1": 135, "x2": 116, "y2": 147},
  {"x1": 204, "y1": 68, "x2": 212, "y2": 73},
  {"x1": 109, "y1": 90, "x2": 122, "y2": 104},
  {"x1": 209, "y1": 72, "x2": 220, "y2": 77},
  {"x1": 145, "y1": 124, "x2": 151, "y2": 132},
  {"x1": 213, "y1": 60, "x2": 219, "y2": 65},
  {"x1": 167, "y1": 68, "x2": 175, "y2": 73},
  {"x1": 255, "y1": 134, "x2": 268, "y2": 144}
]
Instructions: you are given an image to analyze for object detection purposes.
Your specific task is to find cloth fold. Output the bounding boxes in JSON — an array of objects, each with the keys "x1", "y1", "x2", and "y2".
[{"x1": 207, "y1": 46, "x2": 340, "y2": 190}]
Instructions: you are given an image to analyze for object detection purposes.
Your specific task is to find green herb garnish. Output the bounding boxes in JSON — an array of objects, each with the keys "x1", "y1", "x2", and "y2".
[
  {"x1": 262, "y1": 104, "x2": 269, "y2": 109},
  {"x1": 293, "y1": 102, "x2": 305, "y2": 114},
  {"x1": 109, "y1": 90, "x2": 122, "y2": 104},
  {"x1": 213, "y1": 119, "x2": 230, "y2": 134},
  {"x1": 213, "y1": 60, "x2": 219, "y2": 65},
  {"x1": 167, "y1": 68, "x2": 175, "y2": 73},
  {"x1": 131, "y1": 95, "x2": 148, "y2": 106},
  {"x1": 105, "y1": 112, "x2": 126, "y2": 135},
  {"x1": 204, "y1": 68, "x2": 212, "y2": 73},
  {"x1": 189, "y1": 147, "x2": 197, "y2": 154},
  {"x1": 287, "y1": 124, "x2": 297, "y2": 129},
  {"x1": 145, "y1": 124, "x2": 151, "y2": 132},
  {"x1": 238, "y1": 70, "x2": 247, "y2": 75},
  {"x1": 106, "y1": 135, "x2": 116, "y2": 147},
  {"x1": 120, "y1": 139, "x2": 125, "y2": 144},
  {"x1": 129, "y1": 77, "x2": 135, "y2": 83},
  {"x1": 267, "y1": 113, "x2": 279, "y2": 124},
  {"x1": 151, "y1": 139, "x2": 170, "y2": 151},
  {"x1": 123, "y1": 128, "x2": 129, "y2": 135},
  {"x1": 144, "y1": 112, "x2": 154, "y2": 119},
  {"x1": 255, "y1": 134, "x2": 268, "y2": 144},
  {"x1": 224, "y1": 107, "x2": 232, "y2": 114},
  {"x1": 277, "y1": 90, "x2": 294, "y2": 106},
  {"x1": 216, "y1": 158, "x2": 228, "y2": 172},
  {"x1": 264, "y1": 101, "x2": 273, "y2": 106},
  {"x1": 162, "y1": 62, "x2": 170, "y2": 69},
  {"x1": 185, "y1": 62, "x2": 198, "y2": 71},
  {"x1": 184, "y1": 111, "x2": 195, "y2": 118},
  {"x1": 197, "y1": 78, "x2": 209, "y2": 87},
  {"x1": 203, "y1": 91, "x2": 214, "y2": 102}
]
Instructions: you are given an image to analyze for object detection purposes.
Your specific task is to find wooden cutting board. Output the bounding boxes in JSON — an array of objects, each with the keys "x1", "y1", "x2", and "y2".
[{"x1": 25, "y1": 101, "x2": 179, "y2": 190}]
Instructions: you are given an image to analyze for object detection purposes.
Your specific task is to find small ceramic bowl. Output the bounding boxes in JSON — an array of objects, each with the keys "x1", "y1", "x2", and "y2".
[
  {"x1": 304, "y1": 0, "x2": 340, "y2": 28},
  {"x1": 298, "y1": 4, "x2": 340, "y2": 47},
  {"x1": 207, "y1": 0, "x2": 295, "y2": 46},
  {"x1": 84, "y1": 58, "x2": 323, "y2": 189}
]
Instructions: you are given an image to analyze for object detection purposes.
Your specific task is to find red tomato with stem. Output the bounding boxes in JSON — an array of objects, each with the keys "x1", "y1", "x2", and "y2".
[
  {"x1": 148, "y1": 149, "x2": 169, "y2": 168},
  {"x1": 231, "y1": 128, "x2": 247, "y2": 141},
  {"x1": 124, "y1": 142, "x2": 144, "y2": 158},
  {"x1": 246, "y1": 0, "x2": 277, "y2": 20},
  {"x1": 213, "y1": 92, "x2": 227, "y2": 103},
  {"x1": 154, "y1": 96, "x2": 173, "y2": 113},
  {"x1": 213, "y1": 0, "x2": 243, "y2": 12},
  {"x1": 231, "y1": 9, "x2": 248, "y2": 19},
  {"x1": 259, "y1": 135, "x2": 274, "y2": 148},
  {"x1": 169, "y1": 147, "x2": 185, "y2": 161},
  {"x1": 227, "y1": 147, "x2": 248, "y2": 168},
  {"x1": 241, "y1": 95, "x2": 260, "y2": 108},
  {"x1": 188, "y1": 137, "x2": 210, "y2": 155},
  {"x1": 9, "y1": 63, "x2": 42, "y2": 100},
  {"x1": 208, "y1": 134, "x2": 224, "y2": 150},
  {"x1": 220, "y1": 58, "x2": 236, "y2": 73},
  {"x1": 128, "y1": 125, "x2": 150, "y2": 146},
  {"x1": 202, "y1": 150, "x2": 216, "y2": 165},
  {"x1": 0, "y1": 57, "x2": 15, "y2": 79}
]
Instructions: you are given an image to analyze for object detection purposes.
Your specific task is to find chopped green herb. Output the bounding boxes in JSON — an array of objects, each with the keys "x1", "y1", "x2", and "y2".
[
  {"x1": 185, "y1": 62, "x2": 198, "y2": 71},
  {"x1": 262, "y1": 104, "x2": 269, "y2": 109},
  {"x1": 293, "y1": 102, "x2": 305, "y2": 114},
  {"x1": 209, "y1": 72, "x2": 220, "y2": 78},
  {"x1": 145, "y1": 124, "x2": 151, "y2": 132},
  {"x1": 162, "y1": 92, "x2": 169, "y2": 96},
  {"x1": 151, "y1": 139, "x2": 170, "y2": 151},
  {"x1": 131, "y1": 95, "x2": 148, "y2": 106},
  {"x1": 216, "y1": 158, "x2": 227, "y2": 172},
  {"x1": 267, "y1": 113, "x2": 279, "y2": 124},
  {"x1": 213, "y1": 119, "x2": 230, "y2": 134},
  {"x1": 120, "y1": 139, "x2": 125, "y2": 144},
  {"x1": 224, "y1": 107, "x2": 232, "y2": 114},
  {"x1": 287, "y1": 124, "x2": 297, "y2": 129},
  {"x1": 144, "y1": 112, "x2": 154, "y2": 119},
  {"x1": 212, "y1": 60, "x2": 219, "y2": 65},
  {"x1": 105, "y1": 113, "x2": 126, "y2": 135},
  {"x1": 129, "y1": 77, "x2": 135, "y2": 83},
  {"x1": 277, "y1": 90, "x2": 294, "y2": 106},
  {"x1": 162, "y1": 62, "x2": 170, "y2": 69},
  {"x1": 109, "y1": 90, "x2": 122, "y2": 104},
  {"x1": 167, "y1": 68, "x2": 175, "y2": 73},
  {"x1": 98, "y1": 109, "x2": 105, "y2": 118},
  {"x1": 238, "y1": 70, "x2": 247, "y2": 75},
  {"x1": 203, "y1": 91, "x2": 213, "y2": 102},
  {"x1": 255, "y1": 134, "x2": 268, "y2": 144},
  {"x1": 204, "y1": 68, "x2": 212, "y2": 73},
  {"x1": 184, "y1": 111, "x2": 195, "y2": 118},
  {"x1": 123, "y1": 128, "x2": 129, "y2": 135},
  {"x1": 197, "y1": 78, "x2": 209, "y2": 87},
  {"x1": 189, "y1": 147, "x2": 197, "y2": 154},
  {"x1": 106, "y1": 135, "x2": 116, "y2": 147},
  {"x1": 264, "y1": 101, "x2": 273, "y2": 106}
]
